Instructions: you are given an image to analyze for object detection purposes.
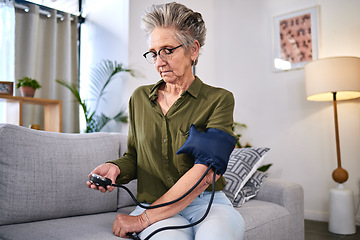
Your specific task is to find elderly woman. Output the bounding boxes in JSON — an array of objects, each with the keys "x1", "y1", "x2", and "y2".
[{"x1": 87, "y1": 2, "x2": 244, "y2": 240}]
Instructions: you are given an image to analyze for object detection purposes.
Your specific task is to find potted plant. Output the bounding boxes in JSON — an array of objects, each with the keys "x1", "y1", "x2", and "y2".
[{"x1": 16, "y1": 77, "x2": 42, "y2": 97}]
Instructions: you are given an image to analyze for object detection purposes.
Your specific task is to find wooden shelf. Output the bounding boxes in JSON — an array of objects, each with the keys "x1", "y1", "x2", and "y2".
[{"x1": 0, "y1": 95, "x2": 62, "y2": 132}]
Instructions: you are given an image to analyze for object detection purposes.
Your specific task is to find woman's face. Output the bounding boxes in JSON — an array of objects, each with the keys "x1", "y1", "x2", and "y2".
[{"x1": 148, "y1": 27, "x2": 195, "y2": 84}]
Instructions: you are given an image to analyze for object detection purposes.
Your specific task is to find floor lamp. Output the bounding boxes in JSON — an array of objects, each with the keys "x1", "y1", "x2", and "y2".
[{"x1": 305, "y1": 56, "x2": 360, "y2": 235}]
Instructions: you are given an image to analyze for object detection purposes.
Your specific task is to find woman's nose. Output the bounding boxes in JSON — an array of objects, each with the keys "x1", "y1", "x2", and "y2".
[{"x1": 155, "y1": 55, "x2": 167, "y2": 67}]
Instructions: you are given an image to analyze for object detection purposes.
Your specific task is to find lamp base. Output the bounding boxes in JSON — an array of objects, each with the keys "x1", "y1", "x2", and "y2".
[{"x1": 329, "y1": 184, "x2": 356, "y2": 235}]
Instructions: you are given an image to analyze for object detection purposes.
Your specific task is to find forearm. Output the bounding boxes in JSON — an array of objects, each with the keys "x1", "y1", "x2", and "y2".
[{"x1": 144, "y1": 164, "x2": 219, "y2": 224}]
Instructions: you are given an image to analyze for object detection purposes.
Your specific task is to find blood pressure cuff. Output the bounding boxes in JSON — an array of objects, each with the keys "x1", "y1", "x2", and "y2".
[{"x1": 176, "y1": 124, "x2": 237, "y2": 175}]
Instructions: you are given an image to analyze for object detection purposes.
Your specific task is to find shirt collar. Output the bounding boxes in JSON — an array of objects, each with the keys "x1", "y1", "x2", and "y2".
[
  {"x1": 185, "y1": 76, "x2": 202, "y2": 98},
  {"x1": 149, "y1": 79, "x2": 164, "y2": 101},
  {"x1": 148, "y1": 76, "x2": 203, "y2": 101}
]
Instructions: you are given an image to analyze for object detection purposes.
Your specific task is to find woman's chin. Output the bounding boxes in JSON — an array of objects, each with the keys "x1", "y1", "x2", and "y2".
[{"x1": 161, "y1": 74, "x2": 176, "y2": 82}]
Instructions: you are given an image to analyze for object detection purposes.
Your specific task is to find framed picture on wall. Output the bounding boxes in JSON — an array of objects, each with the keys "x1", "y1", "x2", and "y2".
[
  {"x1": 0, "y1": 81, "x2": 14, "y2": 96},
  {"x1": 273, "y1": 6, "x2": 319, "y2": 72}
]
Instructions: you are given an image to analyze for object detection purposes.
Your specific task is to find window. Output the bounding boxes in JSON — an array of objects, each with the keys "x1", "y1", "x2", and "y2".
[{"x1": 0, "y1": 0, "x2": 15, "y2": 122}]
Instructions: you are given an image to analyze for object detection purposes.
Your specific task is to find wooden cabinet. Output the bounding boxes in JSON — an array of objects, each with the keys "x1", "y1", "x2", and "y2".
[{"x1": 0, "y1": 95, "x2": 62, "y2": 132}]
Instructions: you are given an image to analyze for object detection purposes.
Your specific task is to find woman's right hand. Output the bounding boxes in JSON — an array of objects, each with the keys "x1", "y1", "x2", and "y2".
[{"x1": 86, "y1": 163, "x2": 120, "y2": 193}]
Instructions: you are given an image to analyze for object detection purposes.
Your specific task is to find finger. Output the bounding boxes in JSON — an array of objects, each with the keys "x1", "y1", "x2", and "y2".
[
  {"x1": 89, "y1": 181, "x2": 113, "y2": 193},
  {"x1": 87, "y1": 181, "x2": 97, "y2": 190},
  {"x1": 113, "y1": 226, "x2": 120, "y2": 237},
  {"x1": 120, "y1": 229, "x2": 129, "y2": 238},
  {"x1": 90, "y1": 183, "x2": 101, "y2": 191},
  {"x1": 106, "y1": 186, "x2": 115, "y2": 192},
  {"x1": 88, "y1": 180, "x2": 110, "y2": 193},
  {"x1": 113, "y1": 218, "x2": 122, "y2": 237},
  {"x1": 113, "y1": 227, "x2": 121, "y2": 237},
  {"x1": 98, "y1": 186, "x2": 107, "y2": 193}
]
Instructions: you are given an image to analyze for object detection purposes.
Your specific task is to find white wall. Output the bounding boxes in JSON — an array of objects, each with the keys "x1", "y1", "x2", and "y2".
[
  {"x1": 80, "y1": 0, "x2": 130, "y2": 132},
  {"x1": 127, "y1": 0, "x2": 360, "y2": 223}
]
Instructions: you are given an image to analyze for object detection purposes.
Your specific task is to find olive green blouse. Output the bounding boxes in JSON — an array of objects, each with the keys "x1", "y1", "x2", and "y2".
[{"x1": 108, "y1": 76, "x2": 236, "y2": 203}]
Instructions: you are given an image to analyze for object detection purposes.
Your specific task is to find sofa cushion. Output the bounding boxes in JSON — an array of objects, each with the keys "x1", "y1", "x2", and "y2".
[
  {"x1": 0, "y1": 124, "x2": 123, "y2": 225},
  {"x1": 117, "y1": 180, "x2": 138, "y2": 209},
  {"x1": 0, "y1": 212, "x2": 121, "y2": 240},
  {"x1": 223, "y1": 147, "x2": 270, "y2": 203},
  {"x1": 233, "y1": 171, "x2": 268, "y2": 207},
  {"x1": 238, "y1": 199, "x2": 290, "y2": 240}
]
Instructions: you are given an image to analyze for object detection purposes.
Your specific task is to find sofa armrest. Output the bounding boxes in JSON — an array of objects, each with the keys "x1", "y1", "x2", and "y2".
[
  {"x1": 255, "y1": 179, "x2": 302, "y2": 206},
  {"x1": 255, "y1": 178, "x2": 304, "y2": 240}
]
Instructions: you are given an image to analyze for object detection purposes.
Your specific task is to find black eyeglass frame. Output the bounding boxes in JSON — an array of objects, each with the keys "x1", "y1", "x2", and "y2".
[{"x1": 143, "y1": 44, "x2": 183, "y2": 64}]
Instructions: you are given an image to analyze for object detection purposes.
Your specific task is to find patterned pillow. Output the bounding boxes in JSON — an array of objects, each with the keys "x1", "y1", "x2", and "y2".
[
  {"x1": 223, "y1": 147, "x2": 270, "y2": 203},
  {"x1": 232, "y1": 171, "x2": 268, "y2": 207}
]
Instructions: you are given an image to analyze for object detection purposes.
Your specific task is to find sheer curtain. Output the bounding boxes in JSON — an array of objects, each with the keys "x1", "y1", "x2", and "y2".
[
  {"x1": 15, "y1": 3, "x2": 79, "y2": 133},
  {"x1": 0, "y1": 0, "x2": 15, "y2": 122}
]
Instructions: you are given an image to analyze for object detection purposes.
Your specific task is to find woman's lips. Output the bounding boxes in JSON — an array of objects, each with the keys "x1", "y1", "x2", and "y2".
[{"x1": 161, "y1": 70, "x2": 172, "y2": 76}]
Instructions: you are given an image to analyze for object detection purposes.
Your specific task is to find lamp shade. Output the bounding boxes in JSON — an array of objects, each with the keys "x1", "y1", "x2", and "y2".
[{"x1": 305, "y1": 56, "x2": 360, "y2": 101}]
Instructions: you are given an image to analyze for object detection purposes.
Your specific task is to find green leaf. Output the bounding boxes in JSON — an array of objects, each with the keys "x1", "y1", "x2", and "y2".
[
  {"x1": 56, "y1": 79, "x2": 90, "y2": 121},
  {"x1": 93, "y1": 113, "x2": 111, "y2": 132},
  {"x1": 257, "y1": 164, "x2": 273, "y2": 172},
  {"x1": 233, "y1": 122, "x2": 248, "y2": 149},
  {"x1": 57, "y1": 60, "x2": 134, "y2": 133},
  {"x1": 89, "y1": 60, "x2": 134, "y2": 114},
  {"x1": 113, "y1": 109, "x2": 128, "y2": 123}
]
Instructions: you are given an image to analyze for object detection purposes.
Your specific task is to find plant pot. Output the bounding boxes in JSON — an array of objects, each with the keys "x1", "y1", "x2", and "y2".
[{"x1": 20, "y1": 86, "x2": 36, "y2": 97}]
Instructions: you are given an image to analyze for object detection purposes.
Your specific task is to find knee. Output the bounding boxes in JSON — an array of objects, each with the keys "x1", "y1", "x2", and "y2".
[
  {"x1": 195, "y1": 219, "x2": 244, "y2": 240},
  {"x1": 141, "y1": 228, "x2": 193, "y2": 240},
  {"x1": 195, "y1": 210, "x2": 245, "y2": 240},
  {"x1": 139, "y1": 215, "x2": 194, "y2": 240}
]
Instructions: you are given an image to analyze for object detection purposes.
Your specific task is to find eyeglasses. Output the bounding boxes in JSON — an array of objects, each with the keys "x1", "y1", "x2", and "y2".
[{"x1": 143, "y1": 45, "x2": 183, "y2": 64}]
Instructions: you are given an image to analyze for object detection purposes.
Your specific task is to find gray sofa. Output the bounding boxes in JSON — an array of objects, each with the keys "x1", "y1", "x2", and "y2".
[{"x1": 0, "y1": 124, "x2": 304, "y2": 240}]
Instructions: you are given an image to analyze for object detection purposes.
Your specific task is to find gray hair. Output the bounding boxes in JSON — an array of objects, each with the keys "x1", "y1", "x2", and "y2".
[{"x1": 141, "y1": 2, "x2": 206, "y2": 66}]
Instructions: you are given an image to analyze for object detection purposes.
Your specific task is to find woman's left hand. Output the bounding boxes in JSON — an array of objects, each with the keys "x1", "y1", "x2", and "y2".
[{"x1": 112, "y1": 213, "x2": 148, "y2": 238}]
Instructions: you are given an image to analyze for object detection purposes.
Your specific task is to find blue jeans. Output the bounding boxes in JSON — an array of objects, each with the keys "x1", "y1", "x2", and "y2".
[{"x1": 130, "y1": 191, "x2": 245, "y2": 240}]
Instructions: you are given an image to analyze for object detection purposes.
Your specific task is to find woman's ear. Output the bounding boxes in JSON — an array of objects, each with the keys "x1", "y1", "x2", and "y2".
[{"x1": 191, "y1": 40, "x2": 200, "y2": 63}]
